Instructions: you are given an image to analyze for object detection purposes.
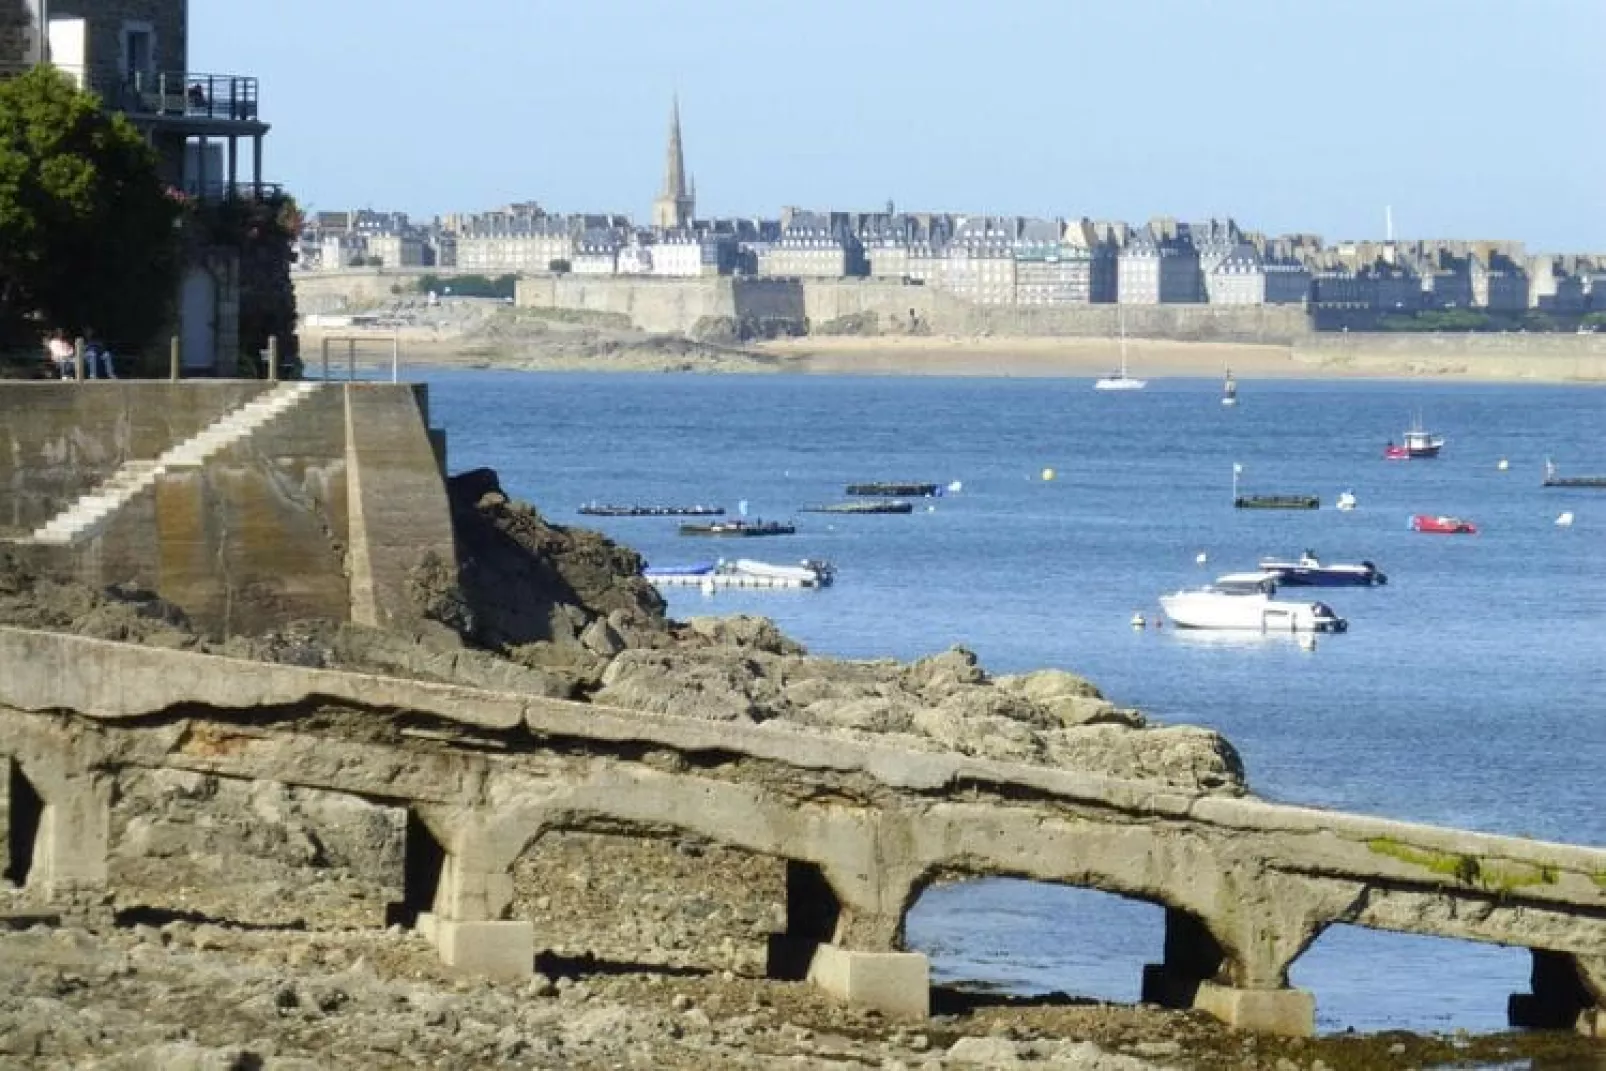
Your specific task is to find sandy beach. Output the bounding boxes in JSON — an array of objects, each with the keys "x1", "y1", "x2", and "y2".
[{"x1": 300, "y1": 316, "x2": 1606, "y2": 384}]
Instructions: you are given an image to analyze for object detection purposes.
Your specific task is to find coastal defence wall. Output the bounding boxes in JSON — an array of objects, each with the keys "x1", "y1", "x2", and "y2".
[
  {"x1": 1292, "y1": 331, "x2": 1606, "y2": 381},
  {"x1": 513, "y1": 274, "x2": 1314, "y2": 343},
  {"x1": 0, "y1": 382, "x2": 455, "y2": 637}
]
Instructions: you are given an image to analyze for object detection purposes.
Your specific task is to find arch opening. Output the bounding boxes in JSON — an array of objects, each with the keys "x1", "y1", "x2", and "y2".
[
  {"x1": 386, "y1": 808, "x2": 445, "y2": 928},
  {"x1": 1290, "y1": 923, "x2": 1531, "y2": 1034},
  {"x1": 905, "y1": 877, "x2": 1166, "y2": 1008},
  {"x1": 3, "y1": 759, "x2": 44, "y2": 888},
  {"x1": 511, "y1": 828, "x2": 785, "y2": 976}
]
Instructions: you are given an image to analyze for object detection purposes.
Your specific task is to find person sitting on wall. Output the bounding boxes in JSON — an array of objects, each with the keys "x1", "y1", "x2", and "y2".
[
  {"x1": 83, "y1": 329, "x2": 117, "y2": 379},
  {"x1": 187, "y1": 82, "x2": 208, "y2": 112},
  {"x1": 44, "y1": 329, "x2": 75, "y2": 379}
]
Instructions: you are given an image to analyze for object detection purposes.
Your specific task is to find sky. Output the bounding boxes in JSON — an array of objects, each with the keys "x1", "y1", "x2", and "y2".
[{"x1": 193, "y1": 0, "x2": 1605, "y2": 252}]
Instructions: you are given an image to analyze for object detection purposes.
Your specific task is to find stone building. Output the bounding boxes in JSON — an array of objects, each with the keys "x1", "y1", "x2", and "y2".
[
  {"x1": 755, "y1": 211, "x2": 863, "y2": 278},
  {"x1": 1470, "y1": 253, "x2": 1528, "y2": 312},
  {"x1": 1118, "y1": 225, "x2": 1201, "y2": 304},
  {"x1": 455, "y1": 217, "x2": 574, "y2": 274}
]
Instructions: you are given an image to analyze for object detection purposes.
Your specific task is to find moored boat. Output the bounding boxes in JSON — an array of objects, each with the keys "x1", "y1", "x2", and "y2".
[
  {"x1": 1386, "y1": 418, "x2": 1444, "y2": 460},
  {"x1": 845, "y1": 482, "x2": 940, "y2": 497},
  {"x1": 1221, "y1": 369, "x2": 1238, "y2": 407},
  {"x1": 678, "y1": 519, "x2": 796, "y2": 537},
  {"x1": 1235, "y1": 494, "x2": 1320, "y2": 510},
  {"x1": 580, "y1": 504, "x2": 725, "y2": 517},
  {"x1": 645, "y1": 558, "x2": 833, "y2": 589},
  {"x1": 1259, "y1": 550, "x2": 1386, "y2": 587},
  {"x1": 1410, "y1": 514, "x2": 1477, "y2": 534},
  {"x1": 799, "y1": 499, "x2": 913, "y2": 515},
  {"x1": 1542, "y1": 459, "x2": 1606, "y2": 489},
  {"x1": 1159, "y1": 573, "x2": 1347, "y2": 633}
]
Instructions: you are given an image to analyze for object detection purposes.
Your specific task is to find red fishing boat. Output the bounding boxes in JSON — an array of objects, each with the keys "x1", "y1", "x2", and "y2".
[
  {"x1": 1410, "y1": 514, "x2": 1477, "y2": 534},
  {"x1": 1385, "y1": 419, "x2": 1444, "y2": 460}
]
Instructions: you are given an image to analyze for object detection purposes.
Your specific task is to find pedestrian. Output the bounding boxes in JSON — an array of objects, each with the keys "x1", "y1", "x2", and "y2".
[
  {"x1": 83, "y1": 329, "x2": 117, "y2": 379},
  {"x1": 44, "y1": 329, "x2": 75, "y2": 379}
]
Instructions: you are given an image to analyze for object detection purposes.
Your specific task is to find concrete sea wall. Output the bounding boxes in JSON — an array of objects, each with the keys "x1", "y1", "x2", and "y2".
[{"x1": 0, "y1": 382, "x2": 455, "y2": 636}]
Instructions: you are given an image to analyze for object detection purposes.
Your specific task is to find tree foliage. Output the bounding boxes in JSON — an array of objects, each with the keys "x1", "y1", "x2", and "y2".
[{"x1": 0, "y1": 67, "x2": 180, "y2": 352}]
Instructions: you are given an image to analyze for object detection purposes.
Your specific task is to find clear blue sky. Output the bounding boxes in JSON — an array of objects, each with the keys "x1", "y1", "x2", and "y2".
[{"x1": 194, "y1": 0, "x2": 1604, "y2": 252}]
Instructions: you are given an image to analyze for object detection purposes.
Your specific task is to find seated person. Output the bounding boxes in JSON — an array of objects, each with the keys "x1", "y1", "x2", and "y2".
[
  {"x1": 83, "y1": 329, "x2": 117, "y2": 379},
  {"x1": 44, "y1": 330, "x2": 74, "y2": 379},
  {"x1": 187, "y1": 83, "x2": 208, "y2": 111}
]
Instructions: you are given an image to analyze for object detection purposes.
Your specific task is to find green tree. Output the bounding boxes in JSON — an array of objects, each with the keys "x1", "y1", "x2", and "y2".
[{"x1": 0, "y1": 67, "x2": 181, "y2": 353}]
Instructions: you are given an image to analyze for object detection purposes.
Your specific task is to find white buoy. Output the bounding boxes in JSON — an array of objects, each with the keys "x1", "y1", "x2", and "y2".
[
  {"x1": 1041, "y1": 467, "x2": 1056, "y2": 482},
  {"x1": 947, "y1": 480, "x2": 964, "y2": 494},
  {"x1": 1298, "y1": 632, "x2": 1317, "y2": 651},
  {"x1": 1131, "y1": 612, "x2": 1146, "y2": 629},
  {"x1": 1498, "y1": 459, "x2": 1510, "y2": 471},
  {"x1": 1195, "y1": 551, "x2": 1208, "y2": 565},
  {"x1": 1556, "y1": 511, "x2": 1575, "y2": 527},
  {"x1": 1336, "y1": 490, "x2": 1357, "y2": 512}
]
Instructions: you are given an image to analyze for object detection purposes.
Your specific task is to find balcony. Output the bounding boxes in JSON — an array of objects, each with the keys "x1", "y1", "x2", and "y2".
[
  {"x1": 0, "y1": 64, "x2": 265, "y2": 132},
  {"x1": 81, "y1": 69, "x2": 264, "y2": 131}
]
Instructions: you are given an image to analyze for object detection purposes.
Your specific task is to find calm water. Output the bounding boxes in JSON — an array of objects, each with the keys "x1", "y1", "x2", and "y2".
[{"x1": 418, "y1": 369, "x2": 1605, "y2": 1036}]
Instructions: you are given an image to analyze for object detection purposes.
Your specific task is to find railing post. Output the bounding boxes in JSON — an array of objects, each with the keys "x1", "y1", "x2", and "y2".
[
  {"x1": 73, "y1": 337, "x2": 85, "y2": 382},
  {"x1": 267, "y1": 335, "x2": 279, "y2": 382},
  {"x1": 170, "y1": 335, "x2": 181, "y2": 381},
  {"x1": 347, "y1": 338, "x2": 356, "y2": 382},
  {"x1": 321, "y1": 336, "x2": 330, "y2": 380},
  {"x1": 391, "y1": 333, "x2": 400, "y2": 383}
]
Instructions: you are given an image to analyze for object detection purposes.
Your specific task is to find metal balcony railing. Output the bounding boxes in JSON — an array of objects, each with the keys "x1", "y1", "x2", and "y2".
[{"x1": 0, "y1": 64, "x2": 262, "y2": 123}]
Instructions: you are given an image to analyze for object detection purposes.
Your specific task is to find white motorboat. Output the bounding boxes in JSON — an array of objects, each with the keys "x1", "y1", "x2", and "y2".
[
  {"x1": 1159, "y1": 573, "x2": 1347, "y2": 632},
  {"x1": 1221, "y1": 369, "x2": 1238, "y2": 407},
  {"x1": 645, "y1": 558, "x2": 834, "y2": 590}
]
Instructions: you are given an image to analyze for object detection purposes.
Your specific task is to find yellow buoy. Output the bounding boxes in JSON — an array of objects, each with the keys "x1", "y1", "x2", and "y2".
[{"x1": 1041, "y1": 467, "x2": 1056, "y2": 481}]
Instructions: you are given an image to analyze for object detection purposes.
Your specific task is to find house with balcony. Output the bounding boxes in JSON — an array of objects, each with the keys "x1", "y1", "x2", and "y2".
[{"x1": 5, "y1": 0, "x2": 275, "y2": 374}]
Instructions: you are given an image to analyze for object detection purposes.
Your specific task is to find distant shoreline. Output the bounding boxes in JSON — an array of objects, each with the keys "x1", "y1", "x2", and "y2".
[{"x1": 302, "y1": 328, "x2": 1606, "y2": 385}]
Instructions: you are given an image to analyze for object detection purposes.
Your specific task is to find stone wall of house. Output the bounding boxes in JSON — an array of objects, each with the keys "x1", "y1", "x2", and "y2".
[{"x1": 48, "y1": 0, "x2": 186, "y2": 73}]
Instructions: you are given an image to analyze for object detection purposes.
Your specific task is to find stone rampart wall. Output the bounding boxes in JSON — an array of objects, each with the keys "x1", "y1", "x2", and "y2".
[{"x1": 515, "y1": 274, "x2": 1313, "y2": 343}]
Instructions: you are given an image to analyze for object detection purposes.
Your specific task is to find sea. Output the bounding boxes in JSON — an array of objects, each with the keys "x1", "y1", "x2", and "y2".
[{"x1": 415, "y1": 367, "x2": 1605, "y2": 1039}]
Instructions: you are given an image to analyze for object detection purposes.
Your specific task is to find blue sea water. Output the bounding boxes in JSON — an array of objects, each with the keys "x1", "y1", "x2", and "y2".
[{"x1": 419, "y1": 369, "x2": 1605, "y2": 1036}]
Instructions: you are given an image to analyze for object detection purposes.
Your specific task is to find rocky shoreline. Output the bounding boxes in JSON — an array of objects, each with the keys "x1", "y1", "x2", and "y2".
[{"x1": 1, "y1": 470, "x2": 1600, "y2": 1068}]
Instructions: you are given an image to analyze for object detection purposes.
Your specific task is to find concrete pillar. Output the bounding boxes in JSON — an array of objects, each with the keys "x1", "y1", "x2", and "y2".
[
  {"x1": 1509, "y1": 950, "x2": 1606, "y2": 1036},
  {"x1": 769, "y1": 859, "x2": 928, "y2": 1017},
  {"x1": 1142, "y1": 908, "x2": 1315, "y2": 1037},
  {"x1": 424, "y1": 819, "x2": 532, "y2": 983},
  {"x1": 30, "y1": 773, "x2": 111, "y2": 901},
  {"x1": 806, "y1": 943, "x2": 929, "y2": 1019}
]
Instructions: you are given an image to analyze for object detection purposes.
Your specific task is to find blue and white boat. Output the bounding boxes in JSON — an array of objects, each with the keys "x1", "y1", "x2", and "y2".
[{"x1": 1258, "y1": 551, "x2": 1387, "y2": 587}]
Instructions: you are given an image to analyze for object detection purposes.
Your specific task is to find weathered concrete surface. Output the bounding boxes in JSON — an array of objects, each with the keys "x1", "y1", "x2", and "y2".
[
  {"x1": 0, "y1": 383, "x2": 453, "y2": 637},
  {"x1": 2, "y1": 627, "x2": 1604, "y2": 1034}
]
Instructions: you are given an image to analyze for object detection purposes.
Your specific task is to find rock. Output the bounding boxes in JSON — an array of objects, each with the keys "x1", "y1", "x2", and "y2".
[
  {"x1": 684, "y1": 615, "x2": 804, "y2": 655},
  {"x1": 947, "y1": 1035, "x2": 1023, "y2": 1066},
  {"x1": 901, "y1": 646, "x2": 988, "y2": 696},
  {"x1": 580, "y1": 616, "x2": 626, "y2": 657}
]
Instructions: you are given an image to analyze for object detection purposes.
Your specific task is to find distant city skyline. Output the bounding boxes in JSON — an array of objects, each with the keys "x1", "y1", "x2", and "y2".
[{"x1": 193, "y1": 0, "x2": 1606, "y2": 251}]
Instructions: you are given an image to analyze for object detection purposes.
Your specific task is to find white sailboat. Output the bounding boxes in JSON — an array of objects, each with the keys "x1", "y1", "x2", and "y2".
[{"x1": 1094, "y1": 308, "x2": 1146, "y2": 391}]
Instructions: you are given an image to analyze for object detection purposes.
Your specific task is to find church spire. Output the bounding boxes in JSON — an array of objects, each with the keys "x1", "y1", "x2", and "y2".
[{"x1": 652, "y1": 96, "x2": 695, "y2": 229}]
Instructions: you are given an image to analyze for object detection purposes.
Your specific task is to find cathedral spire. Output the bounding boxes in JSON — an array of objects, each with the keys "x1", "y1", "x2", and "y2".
[{"x1": 652, "y1": 96, "x2": 695, "y2": 229}]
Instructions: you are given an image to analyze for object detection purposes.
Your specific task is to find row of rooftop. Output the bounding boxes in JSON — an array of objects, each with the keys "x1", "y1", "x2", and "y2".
[{"x1": 302, "y1": 207, "x2": 1606, "y2": 313}]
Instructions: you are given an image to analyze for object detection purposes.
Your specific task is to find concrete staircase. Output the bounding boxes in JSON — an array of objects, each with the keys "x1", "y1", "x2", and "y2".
[{"x1": 21, "y1": 382, "x2": 322, "y2": 546}]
